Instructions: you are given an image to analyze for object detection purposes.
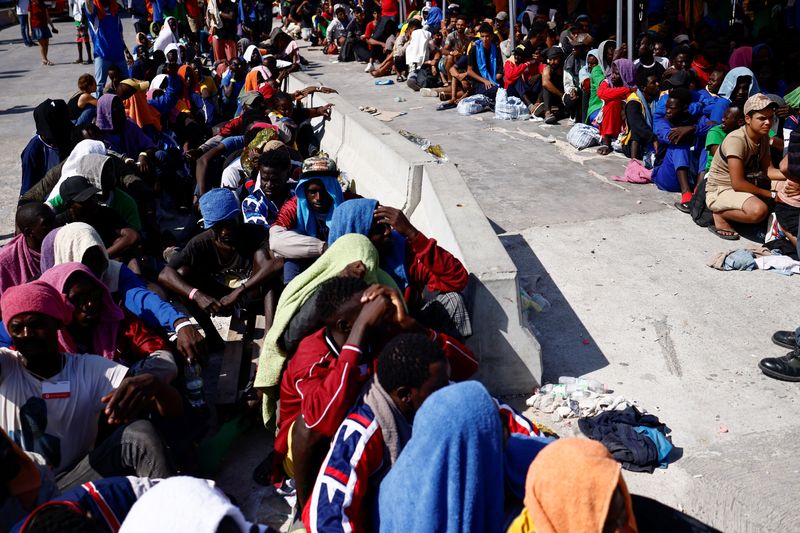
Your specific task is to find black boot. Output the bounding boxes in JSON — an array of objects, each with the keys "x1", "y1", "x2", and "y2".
[{"x1": 771, "y1": 330, "x2": 798, "y2": 350}]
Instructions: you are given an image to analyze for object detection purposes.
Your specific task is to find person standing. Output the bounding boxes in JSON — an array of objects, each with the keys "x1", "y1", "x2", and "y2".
[
  {"x1": 83, "y1": 0, "x2": 129, "y2": 97},
  {"x1": 28, "y1": 0, "x2": 58, "y2": 66},
  {"x1": 16, "y1": 0, "x2": 33, "y2": 47},
  {"x1": 212, "y1": 0, "x2": 238, "y2": 62}
]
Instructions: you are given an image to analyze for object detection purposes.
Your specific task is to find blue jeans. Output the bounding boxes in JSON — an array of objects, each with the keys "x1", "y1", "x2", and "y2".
[
  {"x1": 283, "y1": 258, "x2": 316, "y2": 284},
  {"x1": 75, "y1": 106, "x2": 96, "y2": 126},
  {"x1": 19, "y1": 14, "x2": 32, "y2": 45},
  {"x1": 652, "y1": 144, "x2": 692, "y2": 192},
  {"x1": 94, "y1": 56, "x2": 129, "y2": 97}
]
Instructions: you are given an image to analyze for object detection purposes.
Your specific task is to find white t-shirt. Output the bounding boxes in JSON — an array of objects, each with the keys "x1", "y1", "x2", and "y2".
[{"x1": 0, "y1": 349, "x2": 128, "y2": 474}]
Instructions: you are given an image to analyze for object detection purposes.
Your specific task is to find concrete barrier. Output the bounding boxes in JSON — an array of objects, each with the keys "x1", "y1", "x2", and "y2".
[{"x1": 286, "y1": 71, "x2": 542, "y2": 392}]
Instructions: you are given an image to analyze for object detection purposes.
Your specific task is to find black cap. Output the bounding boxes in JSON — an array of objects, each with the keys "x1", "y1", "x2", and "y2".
[{"x1": 60, "y1": 175, "x2": 100, "y2": 204}]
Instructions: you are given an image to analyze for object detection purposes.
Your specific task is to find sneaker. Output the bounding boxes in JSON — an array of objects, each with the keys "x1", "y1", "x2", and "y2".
[
  {"x1": 544, "y1": 113, "x2": 559, "y2": 125},
  {"x1": 406, "y1": 77, "x2": 421, "y2": 91},
  {"x1": 764, "y1": 212, "x2": 785, "y2": 244},
  {"x1": 364, "y1": 62, "x2": 374, "y2": 73},
  {"x1": 420, "y1": 88, "x2": 439, "y2": 97}
]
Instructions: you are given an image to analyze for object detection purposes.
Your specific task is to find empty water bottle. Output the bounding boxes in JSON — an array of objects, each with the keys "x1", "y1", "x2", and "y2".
[
  {"x1": 185, "y1": 363, "x2": 206, "y2": 408},
  {"x1": 558, "y1": 376, "x2": 608, "y2": 393}
]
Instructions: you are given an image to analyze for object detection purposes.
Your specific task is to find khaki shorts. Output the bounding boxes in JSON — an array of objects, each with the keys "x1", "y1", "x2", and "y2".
[{"x1": 706, "y1": 185, "x2": 755, "y2": 212}]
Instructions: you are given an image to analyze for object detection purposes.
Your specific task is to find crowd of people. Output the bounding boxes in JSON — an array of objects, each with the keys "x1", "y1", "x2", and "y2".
[{"x1": 2, "y1": 0, "x2": 799, "y2": 531}]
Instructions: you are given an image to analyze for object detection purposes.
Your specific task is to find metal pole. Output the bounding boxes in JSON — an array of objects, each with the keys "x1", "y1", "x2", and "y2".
[
  {"x1": 616, "y1": 0, "x2": 623, "y2": 48},
  {"x1": 627, "y1": 0, "x2": 633, "y2": 60},
  {"x1": 509, "y1": 0, "x2": 516, "y2": 50}
]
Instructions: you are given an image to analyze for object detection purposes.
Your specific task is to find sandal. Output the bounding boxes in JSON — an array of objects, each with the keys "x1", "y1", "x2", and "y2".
[
  {"x1": 596, "y1": 145, "x2": 611, "y2": 155},
  {"x1": 674, "y1": 201, "x2": 691, "y2": 213},
  {"x1": 436, "y1": 102, "x2": 457, "y2": 111},
  {"x1": 73, "y1": 59, "x2": 83, "y2": 64},
  {"x1": 708, "y1": 226, "x2": 740, "y2": 240}
]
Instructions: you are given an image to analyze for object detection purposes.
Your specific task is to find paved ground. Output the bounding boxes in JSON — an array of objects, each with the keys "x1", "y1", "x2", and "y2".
[{"x1": 1, "y1": 19, "x2": 800, "y2": 531}]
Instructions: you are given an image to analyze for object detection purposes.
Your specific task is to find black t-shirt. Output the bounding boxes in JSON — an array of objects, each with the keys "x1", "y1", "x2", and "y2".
[
  {"x1": 468, "y1": 42, "x2": 503, "y2": 81},
  {"x1": 168, "y1": 224, "x2": 268, "y2": 278},
  {"x1": 56, "y1": 205, "x2": 129, "y2": 250},
  {"x1": 216, "y1": 2, "x2": 239, "y2": 40}
]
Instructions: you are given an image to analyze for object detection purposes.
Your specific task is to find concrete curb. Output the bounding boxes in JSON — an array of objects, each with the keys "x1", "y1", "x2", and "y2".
[{"x1": 286, "y1": 71, "x2": 542, "y2": 393}]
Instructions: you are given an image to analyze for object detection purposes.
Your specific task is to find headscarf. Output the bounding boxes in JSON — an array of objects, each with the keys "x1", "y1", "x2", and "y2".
[
  {"x1": 579, "y1": 48, "x2": 599, "y2": 84},
  {"x1": 241, "y1": 128, "x2": 280, "y2": 175},
  {"x1": 40, "y1": 223, "x2": 123, "y2": 292},
  {"x1": 176, "y1": 64, "x2": 200, "y2": 113},
  {"x1": 94, "y1": 94, "x2": 117, "y2": 131},
  {"x1": 545, "y1": 46, "x2": 565, "y2": 60},
  {"x1": 124, "y1": 89, "x2": 162, "y2": 131},
  {"x1": 238, "y1": 37, "x2": 253, "y2": 53},
  {"x1": 243, "y1": 44, "x2": 262, "y2": 65},
  {"x1": 326, "y1": 198, "x2": 409, "y2": 290},
  {"x1": 378, "y1": 381, "x2": 505, "y2": 533},
  {"x1": 39, "y1": 262, "x2": 124, "y2": 358},
  {"x1": 119, "y1": 477, "x2": 257, "y2": 533},
  {"x1": 294, "y1": 175, "x2": 345, "y2": 239},
  {"x1": 199, "y1": 188, "x2": 240, "y2": 229},
  {"x1": 164, "y1": 42, "x2": 183, "y2": 64},
  {"x1": 254, "y1": 234, "x2": 400, "y2": 425},
  {"x1": 49, "y1": 151, "x2": 114, "y2": 204},
  {"x1": 153, "y1": 16, "x2": 178, "y2": 51},
  {"x1": 523, "y1": 438, "x2": 638, "y2": 533},
  {"x1": 425, "y1": 6, "x2": 442, "y2": 30},
  {"x1": 1, "y1": 280, "x2": 73, "y2": 326},
  {"x1": 718, "y1": 67, "x2": 760, "y2": 99},
  {"x1": 727, "y1": 46, "x2": 752, "y2": 69},
  {"x1": 596, "y1": 39, "x2": 615, "y2": 75},
  {"x1": 59, "y1": 139, "x2": 107, "y2": 180},
  {"x1": 33, "y1": 99, "x2": 73, "y2": 158},
  {"x1": 0, "y1": 234, "x2": 41, "y2": 299},
  {"x1": 146, "y1": 73, "x2": 169, "y2": 100},
  {"x1": 610, "y1": 58, "x2": 636, "y2": 88}
]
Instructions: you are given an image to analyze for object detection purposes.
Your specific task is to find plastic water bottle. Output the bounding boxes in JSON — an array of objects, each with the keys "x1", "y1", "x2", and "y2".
[
  {"x1": 185, "y1": 363, "x2": 206, "y2": 408},
  {"x1": 558, "y1": 376, "x2": 608, "y2": 393}
]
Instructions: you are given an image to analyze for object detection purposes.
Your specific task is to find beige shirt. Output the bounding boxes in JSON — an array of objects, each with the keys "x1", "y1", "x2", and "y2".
[{"x1": 706, "y1": 126, "x2": 769, "y2": 189}]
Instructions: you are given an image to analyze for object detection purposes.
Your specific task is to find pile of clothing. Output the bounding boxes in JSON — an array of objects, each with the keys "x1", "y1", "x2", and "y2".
[
  {"x1": 578, "y1": 406, "x2": 674, "y2": 473},
  {"x1": 707, "y1": 243, "x2": 800, "y2": 275}
]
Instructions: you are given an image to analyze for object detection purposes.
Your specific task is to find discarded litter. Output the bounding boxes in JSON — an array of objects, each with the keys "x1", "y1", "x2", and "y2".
[
  {"x1": 519, "y1": 286, "x2": 550, "y2": 313},
  {"x1": 394, "y1": 96, "x2": 406, "y2": 102},
  {"x1": 375, "y1": 79, "x2": 394, "y2": 85},
  {"x1": 397, "y1": 130, "x2": 447, "y2": 161}
]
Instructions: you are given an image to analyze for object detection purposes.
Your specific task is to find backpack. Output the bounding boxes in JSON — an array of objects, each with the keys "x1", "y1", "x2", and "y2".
[
  {"x1": 415, "y1": 65, "x2": 442, "y2": 88},
  {"x1": 690, "y1": 177, "x2": 714, "y2": 227}
]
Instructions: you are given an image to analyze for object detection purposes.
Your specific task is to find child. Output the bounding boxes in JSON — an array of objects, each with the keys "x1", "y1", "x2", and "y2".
[
  {"x1": 700, "y1": 104, "x2": 744, "y2": 180},
  {"x1": 652, "y1": 88, "x2": 698, "y2": 211},
  {"x1": 73, "y1": 4, "x2": 93, "y2": 65},
  {"x1": 29, "y1": 0, "x2": 58, "y2": 66}
]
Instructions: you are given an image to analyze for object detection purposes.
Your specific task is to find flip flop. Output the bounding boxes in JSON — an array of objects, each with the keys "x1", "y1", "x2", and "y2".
[
  {"x1": 708, "y1": 225, "x2": 740, "y2": 240},
  {"x1": 436, "y1": 102, "x2": 457, "y2": 111}
]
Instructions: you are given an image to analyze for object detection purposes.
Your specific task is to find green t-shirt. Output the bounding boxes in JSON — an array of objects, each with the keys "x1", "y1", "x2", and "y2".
[
  {"x1": 704, "y1": 125, "x2": 727, "y2": 172},
  {"x1": 49, "y1": 188, "x2": 142, "y2": 231}
]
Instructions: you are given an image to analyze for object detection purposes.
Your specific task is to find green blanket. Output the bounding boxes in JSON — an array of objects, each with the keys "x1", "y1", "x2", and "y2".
[{"x1": 254, "y1": 233, "x2": 399, "y2": 426}]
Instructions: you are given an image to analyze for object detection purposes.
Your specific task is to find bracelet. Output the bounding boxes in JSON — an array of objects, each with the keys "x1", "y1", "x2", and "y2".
[
  {"x1": 188, "y1": 288, "x2": 199, "y2": 301},
  {"x1": 175, "y1": 320, "x2": 196, "y2": 334}
]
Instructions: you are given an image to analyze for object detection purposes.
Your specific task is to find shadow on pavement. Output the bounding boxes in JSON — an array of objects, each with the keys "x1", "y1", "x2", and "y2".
[
  {"x1": 0, "y1": 105, "x2": 33, "y2": 115},
  {"x1": 500, "y1": 233, "x2": 610, "y2": 382}
]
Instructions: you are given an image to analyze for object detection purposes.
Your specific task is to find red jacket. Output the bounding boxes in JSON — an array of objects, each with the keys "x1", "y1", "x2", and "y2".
[
  {"x1": 403, "y1": 231, "x2": 468, "y2": 308},
  {"x1": 275, "y1": 327, "x2": 477, "y2": 458}
]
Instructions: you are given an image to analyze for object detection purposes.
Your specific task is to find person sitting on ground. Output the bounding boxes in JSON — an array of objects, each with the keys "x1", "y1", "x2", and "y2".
[
  {"x1": 302, "y1": 333, "x2": 450, "y2": 532},
  {"x1": 709, "y1": 67, "x2": 760, "y2": 125},
  {"x1": 40, "y1": 223, "x2": 207, "y2": 363},
  {"x1": 0, "y1": 203, "x2": 54, "y2": 299},
  {"x1": 40, "y1": 263, "x2": 178, "y2": 383},
  {"x1": 562, "y1": 33, "x2": 591, "y2": 123},
  {"x1": 53, "y1": 176, "x2": 141, "y2": 262},
  {"x1": 506, "y1": 438, "x2": 639, "y2": 533},
  {"x1": 652, "y1": 88, "x2": 699, "y2": 211},
  {"x1": 20, "y1": 99, "x2": 74, "y2": 197},
  {"x1": 0, "y1": 281, "x2": 180, "y2": 491},
  {"x1": 696, "y1": 67, "x2": 726, "y2": 120},
  {"x1": 699, "y1": 104, "x2": 745, "y2": 182},
  {"x1": 277, "y1": 278, "x2": 478, "y2": 512},
  {"x1": 596, "y1": 58, "x2": 637, "y2": 155},
  {"x1": 466, "y1": 22, "x2": 503, "y2": 99},
  {"x1": 327, "y1": 198, "x2": 471, "y2": 338},
  {"x1": 769, "y1": 129, "x2": 800, "y2": 249},
  {"x1": 269, "y1": 156, "x2": 351, "y2": 283},
  {"x1": 67, "y1": 74, "x2": 99, "y2": 126},
  {"x1": 586, "y1": 39, "x2": 616, "y2": 127},
  {"x1": 94, "y1": 94, "x2": 157, "y2": 171},
  {"x1": 159, "y1": 188, "x2": 284, "y2": 341},
  {"x1": 404, "y1": 18, "x2": 433, "y2": 91},
  {"x1": 377, "y1": 381, "x2": 550, "y2": 532},
  {"x1": 326, "y1": 4, "x2": 352, "y2": 51},
  {"x1": 632, "y1": 33, "x2": 665, "y2": 84},
  {"x1": 705, "y1": 94, "x2": 784, "y2": 240},
  {"x1": 621, "y1": 70, "x2": 660, "y2": 162},
  {"x1": 242, "y1": 142, "x2": 296, "y2": 228},
  {"x1": 541, "y1": 47, "x2": 567, "y2": 125},
  {"x1": 504, "y1": 45, "x2": 540, "y2": 112}
]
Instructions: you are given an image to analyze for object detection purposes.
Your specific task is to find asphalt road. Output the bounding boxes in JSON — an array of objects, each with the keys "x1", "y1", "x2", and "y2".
[{"x1": 1, "y1": 19, "x2": 799, "y2": 531}]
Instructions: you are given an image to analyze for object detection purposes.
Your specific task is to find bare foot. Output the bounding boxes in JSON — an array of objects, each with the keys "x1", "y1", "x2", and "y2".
[{"x1": 597, "y1": 145, "x2": 611, "y2": 155}]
